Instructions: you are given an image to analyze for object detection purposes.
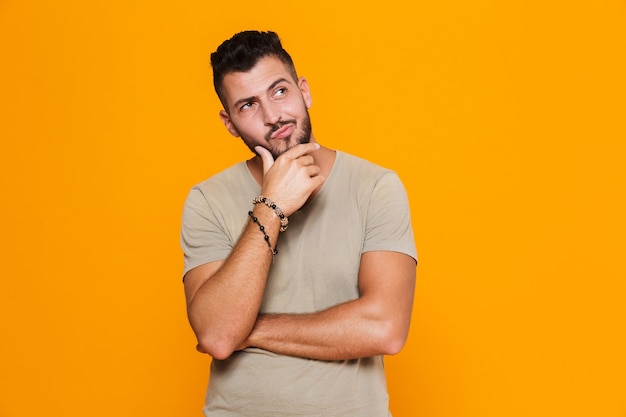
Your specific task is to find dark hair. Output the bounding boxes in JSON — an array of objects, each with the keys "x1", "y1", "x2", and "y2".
[{"x1": 211, "y1": 31, "x2": 298, "y2": 109}]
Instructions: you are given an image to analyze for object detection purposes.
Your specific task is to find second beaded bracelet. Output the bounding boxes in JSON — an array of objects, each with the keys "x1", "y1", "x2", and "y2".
[{"x1": 248, "y1": 210, "x2": 278, "y2": 256}]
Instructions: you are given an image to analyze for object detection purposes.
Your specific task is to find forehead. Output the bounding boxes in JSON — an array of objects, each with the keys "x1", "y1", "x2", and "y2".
[{"x1": 221, "y1": 56, "x2": 296, "y2": 108}]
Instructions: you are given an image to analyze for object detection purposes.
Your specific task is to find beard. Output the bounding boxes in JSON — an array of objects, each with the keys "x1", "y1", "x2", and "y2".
[{"x1": 241, "y1": 109, "x2": 313, "y2": 160}]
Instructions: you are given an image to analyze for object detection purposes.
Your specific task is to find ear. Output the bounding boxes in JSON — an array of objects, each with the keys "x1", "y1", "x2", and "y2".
[
  {"x1": 219, "y1": 110, "x2": 240, "y2": 137},
  {"x1": 298, "y1": 77, "x2": 312, "y2": 109}
]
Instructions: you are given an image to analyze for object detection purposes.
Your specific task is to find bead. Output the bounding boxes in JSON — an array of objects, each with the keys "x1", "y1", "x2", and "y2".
[
  {"x1": 247, "y1": 210, "x2": 277, "y2": 257},
  {"x1": 252, "y1": 195, "x2": 289, "y2": 232}
]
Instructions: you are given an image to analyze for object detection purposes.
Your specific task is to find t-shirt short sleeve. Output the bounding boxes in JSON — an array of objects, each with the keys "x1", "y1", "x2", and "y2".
[
  {"x1": 362, "y1": 171, "x2": 417, "y2": 262},
  {"x1": 180, "y1": 186, "x2": 234, "y2": 277}
]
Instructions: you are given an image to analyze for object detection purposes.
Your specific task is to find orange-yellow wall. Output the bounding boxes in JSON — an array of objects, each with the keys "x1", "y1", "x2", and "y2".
[{"x1": 1, "y1": 1, "x2": 625, "y2": 416}]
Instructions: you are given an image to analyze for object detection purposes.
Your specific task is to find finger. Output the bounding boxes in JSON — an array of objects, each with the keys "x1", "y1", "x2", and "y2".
[
  {"x1": 281, "y1": 142, "x2": 320, "y2": 159},
  {"x1": 255, "y1": 146, "x2": 275, "y2": 175},
  {"x1": 304, "y1": 164, "x2": 322, "y2": 178},
  {"x1": 296, "y1": 155, "x2": 315, "y2": 166}
]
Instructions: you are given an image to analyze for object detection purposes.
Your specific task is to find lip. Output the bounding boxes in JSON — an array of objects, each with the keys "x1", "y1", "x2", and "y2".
[{"x1": 270, "y1": 124, "x2": 295, "y2": 140}]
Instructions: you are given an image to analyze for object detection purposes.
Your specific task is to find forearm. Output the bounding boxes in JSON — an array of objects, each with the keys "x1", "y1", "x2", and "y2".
[
  {"x1": 242, "y1": 251, "x2": 416, "y2": 361},
  {"x1": 244, "y1": 297, "x2": 409, "y2": 361},
  {"x1": 187, "y1": 206, "x2": 281, "y2": 359}
]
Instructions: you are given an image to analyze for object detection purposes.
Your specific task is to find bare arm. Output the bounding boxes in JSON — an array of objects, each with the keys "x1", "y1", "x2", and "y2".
[
  {"x1": 239, "y1": 250, "x2": 417, "y2": 361},
  {"x1": 183, "y1": 210, "x2": 277, "y2": 360},
  {"x1": 183, "y1": 143, "x2": 325, "y2": 360}
]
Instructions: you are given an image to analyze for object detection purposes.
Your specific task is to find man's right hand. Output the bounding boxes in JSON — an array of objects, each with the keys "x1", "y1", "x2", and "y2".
[{"x1": 255, "y1": 143, "x2": 326, "y2": 217}]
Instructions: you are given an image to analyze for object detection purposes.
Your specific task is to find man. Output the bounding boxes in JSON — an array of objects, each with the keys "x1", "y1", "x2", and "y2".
[{"x1": 181, "y1": 30, "x2": 417, "y2": 416}]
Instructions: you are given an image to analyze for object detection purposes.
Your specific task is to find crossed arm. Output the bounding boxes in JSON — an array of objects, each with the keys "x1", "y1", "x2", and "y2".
[
  {"x1": 238, "y1": 250, "x2": 416, "y2": 361},
  {"x1": 185, "y1": 245, "x2": 416, "y2": 361}
]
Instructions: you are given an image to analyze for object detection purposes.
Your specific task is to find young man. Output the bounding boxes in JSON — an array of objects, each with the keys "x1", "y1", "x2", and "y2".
[{"x1": 181, "y1": 31, "x2": 417, "y2": 416}]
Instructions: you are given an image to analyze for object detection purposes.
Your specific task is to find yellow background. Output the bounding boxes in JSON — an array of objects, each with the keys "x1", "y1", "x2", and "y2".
[{"x1": 1, "y1": 1, "x2": 625, "y2": 416}]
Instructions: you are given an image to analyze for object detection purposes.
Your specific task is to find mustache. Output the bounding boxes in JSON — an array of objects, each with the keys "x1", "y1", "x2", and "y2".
[{"x1": 265, "y1": 119, "x2": 297, "y2": 141}]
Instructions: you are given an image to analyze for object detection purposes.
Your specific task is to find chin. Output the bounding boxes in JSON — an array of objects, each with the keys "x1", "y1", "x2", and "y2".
[{"x1": 278, "y1": 134, "x2": 311, "y2": 158}]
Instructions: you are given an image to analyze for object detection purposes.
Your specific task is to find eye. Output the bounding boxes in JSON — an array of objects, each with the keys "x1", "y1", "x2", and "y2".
[
  {"x1": 239, "y1": 102, "x2": 253, "y2": 111},
  {"x1": 274, "y1": 87, "x2": 287, "y2": 97}
]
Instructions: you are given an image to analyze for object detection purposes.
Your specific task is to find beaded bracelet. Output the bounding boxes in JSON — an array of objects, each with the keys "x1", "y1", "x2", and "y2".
[
  {"x1": 248, "y1": 211, "x2": 278, "y2": 256},
  {"x1": 252, "y1": 196, "x2": 288, "y2": 232}
]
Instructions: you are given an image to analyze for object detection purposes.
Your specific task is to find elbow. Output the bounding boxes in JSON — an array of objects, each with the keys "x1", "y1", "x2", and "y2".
[
  {"x1": 196, "y1": 335, "x2": 238, "y2": 360},
  {"x1": 382, "y1": 333, "x2": 407, "y2": 356},
  {"x1": 189, "y1": 315, "x2": 242, "y2": 360},
  {"x1": 377, "y1": 321, "x2": 409, "y2": 356}
]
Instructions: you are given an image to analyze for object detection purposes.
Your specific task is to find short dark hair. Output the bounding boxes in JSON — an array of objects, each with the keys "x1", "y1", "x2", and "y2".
[{"x1": 211, "y1": 31, "x2": 298, "y2": 109}]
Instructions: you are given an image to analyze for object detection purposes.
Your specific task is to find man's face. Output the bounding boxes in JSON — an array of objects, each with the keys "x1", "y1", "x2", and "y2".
[{"x1": 219, "y1": 56, "x2": 313, "y2": 160}]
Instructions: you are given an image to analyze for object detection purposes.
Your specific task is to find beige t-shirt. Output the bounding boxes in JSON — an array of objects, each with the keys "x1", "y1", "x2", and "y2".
[{"x1": 181, "y1": 151, "x2": 417, "y2": 417}]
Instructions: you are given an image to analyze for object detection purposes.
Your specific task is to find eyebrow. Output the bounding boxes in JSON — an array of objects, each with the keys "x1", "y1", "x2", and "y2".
[{"x1": 232, "y1": 77, "x2": 292, "y2": 110}]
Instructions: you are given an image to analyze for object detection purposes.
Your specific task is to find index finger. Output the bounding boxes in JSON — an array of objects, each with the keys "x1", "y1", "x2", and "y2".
[{"x1": 280, "y1": 142, "x2": 321, "y2": 159}]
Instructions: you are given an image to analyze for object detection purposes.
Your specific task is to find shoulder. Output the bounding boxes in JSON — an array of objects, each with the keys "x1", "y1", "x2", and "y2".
[
  {"x1": 331, "y1": 152, "x2": 411, "y2": 215},
  {"x1": 338, "y1": 151, "x2": 391, "y2": 173},
  {"x1": 190, "y1": 162, "x2": 249, "y2": 198},
  {"x1": 335, "y1": 151, "x2": 402, "y2": 189},
  {"x1": 183, "y1": 161, "x2": 254, "y2": 218}
]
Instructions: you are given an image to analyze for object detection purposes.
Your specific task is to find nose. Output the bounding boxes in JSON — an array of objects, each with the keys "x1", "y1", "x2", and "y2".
[{"x1": 262, "y1": 102, "x2": 281, "y2": 126}]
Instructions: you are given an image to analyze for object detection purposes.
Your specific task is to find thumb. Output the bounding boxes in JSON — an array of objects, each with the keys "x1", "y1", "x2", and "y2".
[{"x1": 255, "y1": 146, "x2": 275, "y2": 175}]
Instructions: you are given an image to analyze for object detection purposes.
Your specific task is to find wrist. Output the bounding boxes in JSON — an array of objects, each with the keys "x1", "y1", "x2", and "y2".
[
  {"x1": 248, "y1": 210, "x2": 279, "y2": 256},
  {"x1": 253, "y1": 196, "x2": 289, "y2": 231}
]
